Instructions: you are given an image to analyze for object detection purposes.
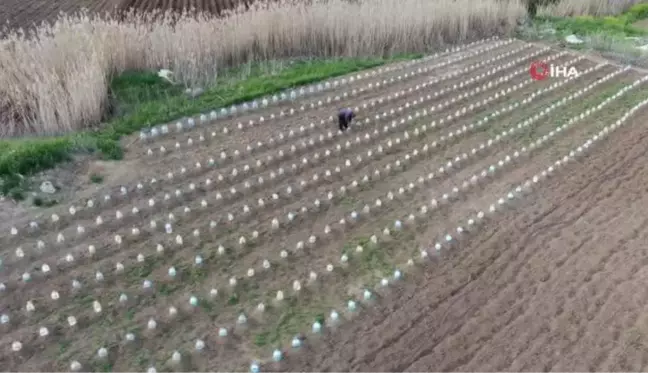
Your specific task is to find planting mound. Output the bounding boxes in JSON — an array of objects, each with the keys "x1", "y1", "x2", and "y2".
[{"x1": 2, "y1": 37, "x2": 648, "y2": 372}]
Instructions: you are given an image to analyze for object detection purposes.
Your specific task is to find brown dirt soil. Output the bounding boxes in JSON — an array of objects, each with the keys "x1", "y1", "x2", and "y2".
[
  {"x1": 276, "y1": 78, "x2": 648, "y2": 371},
  {"x1": 0, "y1": 0, "x2": 128, "y2": 30},
  {"x1": 2, "y1": 38, "x2": 648, "y2": 372},
  {"x1": 0, "y1": 0, "x2": 253, "y2": 30}
]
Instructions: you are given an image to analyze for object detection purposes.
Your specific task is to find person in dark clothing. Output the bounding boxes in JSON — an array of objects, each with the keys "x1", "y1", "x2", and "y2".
[{"x1": 338, "y1": 108, "x2": 356, "y2": 131}]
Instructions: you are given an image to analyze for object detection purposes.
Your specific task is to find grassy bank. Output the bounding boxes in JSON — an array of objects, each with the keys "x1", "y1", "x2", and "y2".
[
  {"x1": 0, "y1": 55, "x2": 420, "y2": 198},
  {"x1": 537, "y1": 0, "x2": 646, "y2": 18},
  {"x1": 535, "y1": 2, "x2": 648, "y2": 36},
  {"x1": 518, "y1": 2, "x2": 648, "y2": 65}
]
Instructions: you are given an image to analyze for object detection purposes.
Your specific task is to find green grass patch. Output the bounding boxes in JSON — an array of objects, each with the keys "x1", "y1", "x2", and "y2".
[
  {"x1": 253, "y1": 296, "x2": 322, "y2": 348},
  {"x1": 108, "y1": 71, "x2": 185, "y2": 118},
  {"x1": 228, "y1": 293, "x2": 240, "y2": 306},
  {"x1": 342, "y1": 237, "x2": 393, "y2": 277},
  {"x1": 537, "y1": 14, "x2": 647, "y2": 37},
  {"x1": 157, "y1": 282, "x2": 181, "y2": 296},
  {"x1": 124, "y1": 257, "x2": 157, "y2": 281},
  {"x1": 94, "y1": 361, "x2": 114, "y2": 372},
  {"x1": 58, "y1": 340, "x2": 71, "y2": 354},
  {"x1": 339, "y1": 196, "x2": 358, "y2": 207},
  {"x1": 533, "y1": 3, "x2": 648, "y2": 38},
  {"x1": 619, "y1": 3, "x2": 648, "y2": 25},
  {"x1": 0, "y1": 54, "x2": 422, "y2": 198},
  {"x1": 90, "y1": 173, "x2": 104, "y2": 183}
]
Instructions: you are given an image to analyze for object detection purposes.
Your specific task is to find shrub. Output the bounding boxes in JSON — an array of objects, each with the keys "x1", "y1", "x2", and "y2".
[{"x1": 538, "y1": 0, "x2": 645, "y2": 17}]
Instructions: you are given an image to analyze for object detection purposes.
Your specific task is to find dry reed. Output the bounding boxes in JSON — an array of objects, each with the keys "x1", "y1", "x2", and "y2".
[
  {"x1": 3, "y1": 0, "x2": 634, "y2": 137},
  {"x1": 0, "y1": 0, "x2": 526, "y2": 137}
]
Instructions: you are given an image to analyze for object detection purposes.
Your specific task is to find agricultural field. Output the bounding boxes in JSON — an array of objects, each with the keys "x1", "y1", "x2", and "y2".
[
  {"x1": 0, "y1": 0, "x2": 122, "y2": 29},
  {"x1": 118, "y1": 0, "x2": 250, "y2": 14},
  {"x1": 0, "y1": 0, "x2": 251, "y2": 30},
  {"x1": 3, "y1": 36, "x2": 648, "y2": 372}
]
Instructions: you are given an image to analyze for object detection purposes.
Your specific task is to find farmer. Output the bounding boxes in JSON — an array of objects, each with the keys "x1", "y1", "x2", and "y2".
[{"x1": 338, "y1": 108, "x2": 356, "y2": 132}]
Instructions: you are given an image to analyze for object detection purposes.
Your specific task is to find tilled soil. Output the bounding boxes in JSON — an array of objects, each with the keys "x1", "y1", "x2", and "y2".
[
  {"x1": 277, "y1": 83, "x2": 648, "y2": 372},
  {"x1": 0, "y1": 0, "x2": 250, "y2": 30},
  {"x1": 0, "y1": 0, "x2": 128, "y2": 30},
  {"x1": 2, "y1": 38, "x2": 648, "y2": 372}
]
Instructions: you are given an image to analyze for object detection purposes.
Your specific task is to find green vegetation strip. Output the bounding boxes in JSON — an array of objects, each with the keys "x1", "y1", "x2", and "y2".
[
  {"x1": 536, "y1": 3, "x2": 648, "y2": 37},
  {"x1": 0, "y1": 55, "x2": 421, "y2": 198}
]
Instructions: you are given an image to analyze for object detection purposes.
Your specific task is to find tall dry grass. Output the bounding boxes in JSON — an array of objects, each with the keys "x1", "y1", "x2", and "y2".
[
  {"x1": 0, "y1": 0, "x2": 526, "y2": 138},
  {"x1": 538, "y1": 0, "x2": 646, "y2": 17}
]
